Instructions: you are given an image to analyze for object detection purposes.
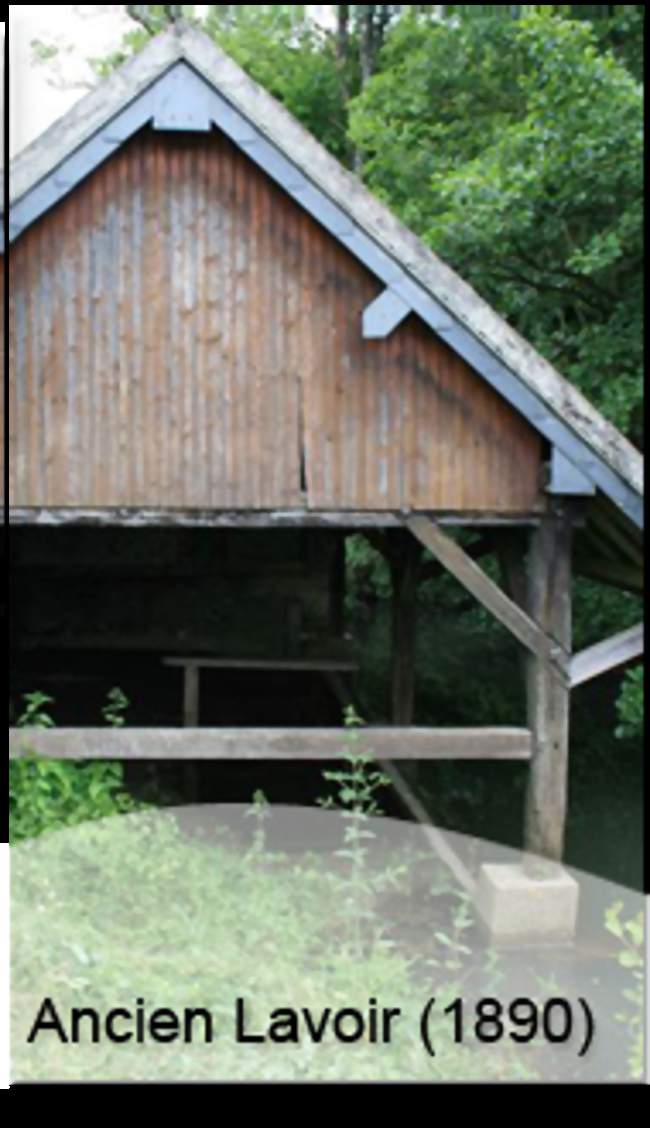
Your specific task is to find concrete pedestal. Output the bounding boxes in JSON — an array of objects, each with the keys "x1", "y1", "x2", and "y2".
[{"x1": 475, "y1": 862, "x2": 579, "y2": 945}]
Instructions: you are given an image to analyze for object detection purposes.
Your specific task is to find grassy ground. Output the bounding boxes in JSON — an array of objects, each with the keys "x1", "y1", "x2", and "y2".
[{"x1": 12, "y1": 808, "x2": 541, "y2": 1083}]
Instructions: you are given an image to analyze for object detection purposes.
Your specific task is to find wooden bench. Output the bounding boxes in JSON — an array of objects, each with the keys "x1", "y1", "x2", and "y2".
[{"x1": 161, "y1": 656, "x2": 359, "y2": 727}]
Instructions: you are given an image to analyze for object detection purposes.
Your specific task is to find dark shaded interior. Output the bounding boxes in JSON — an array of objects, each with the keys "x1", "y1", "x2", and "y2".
[
  {"x1": 10, "y1": 525, "x2": 352, "y2": 727},
  {"x1": 10, "y1": 524, "x2": 389, "y2": 811}
]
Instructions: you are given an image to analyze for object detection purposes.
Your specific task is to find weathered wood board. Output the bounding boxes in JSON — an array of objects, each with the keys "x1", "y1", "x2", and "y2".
[
  {"x1": 9, "y1": 726, "x2": 534, "y2": 760},
  {"x1": 8, "y1": 129, "x2": 543, "y2": 513}
]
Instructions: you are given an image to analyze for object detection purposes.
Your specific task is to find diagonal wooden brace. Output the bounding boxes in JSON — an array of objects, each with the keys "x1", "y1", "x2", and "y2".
[
  {"x1": 406, "y1": 515, "x2": 570, "y2": 682},
  {"x1": 569, "y1": 622, "x2": 643, "y2": 688}
]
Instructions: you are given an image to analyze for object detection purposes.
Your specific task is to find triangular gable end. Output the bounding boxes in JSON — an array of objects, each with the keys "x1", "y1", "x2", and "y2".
[{"x1": 5, "y1": 24, "x2": 643, "y2": 529}]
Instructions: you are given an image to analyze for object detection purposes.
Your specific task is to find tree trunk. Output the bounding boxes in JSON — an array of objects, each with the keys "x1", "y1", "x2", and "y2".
[
  {"x1": 336, "y1": 4, "x2": 351, "y2": 69},
  {"x1": 359, "y1": 7, "x2": 376, "y2": 86}
]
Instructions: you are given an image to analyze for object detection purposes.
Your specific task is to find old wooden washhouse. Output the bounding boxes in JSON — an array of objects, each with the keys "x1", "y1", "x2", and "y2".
[{"x1": 6, "y1": 23, "x2": 643, "y2": 872}]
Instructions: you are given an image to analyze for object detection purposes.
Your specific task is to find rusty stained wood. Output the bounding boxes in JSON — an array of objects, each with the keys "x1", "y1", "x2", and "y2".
[
  {"x1": 9, "y1": 130, "x2": 544, "y2": 514},
  {"x1": 406, "y1": 515, "x2": 570, "y2": 679},
  {"x1": 569, "y1": 622, "x2": 643, "y2": 689},
  {"x1": 9, "y1": 726, "x2": 534, "y2": 760}
]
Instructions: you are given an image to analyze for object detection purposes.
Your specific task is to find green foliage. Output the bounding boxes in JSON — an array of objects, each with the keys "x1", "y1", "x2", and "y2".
[
  {"x1": 345, "y1": 534, "x2": 392, "y2": 611},
  {"x1": 348, "y1": 13, "x2": 530, "y2": 227},
  {"x1": 11, "y1": 691, "x2": 141, "y2": 843},
  {"x1": 244, "y1": 787, "x2": 272, "y2": 855},
  {"x1": 571, "y1": 580, "x2": 643, "y2": 754},
  {"x1": 615, "y1": 666, "x2": 644, "y2": 741},
  {"x1": 205, "y1": 6, "x2": 354, "y2": 161},
  {"x1": 588, "y1": 5, "x2": 645, "y2": 80},
  {"x1": 94, "y1": 5, "x2": 355, "y2": 162},
  {"x1": 16, "y1": 691, "x2": 56, "y2": 730},
  {"x1": 426, "y1": 888, "x2": 473, "y2": 974},
  {"x1": 30, "y1": 39, "x2": 60, "y2": 63},
  {"x1": 101, "y1": 686, "x2": 130, "y2": 728},
  {"x1": 319, "y1": 706, "x2": 397, "y2": 955},
  {"x1": 572, "y1": 579, "x2": 642, "y2": 651},
  {"x1": 350, "y1": 11, "x2": 643, "y2": 444},
  {"x1": 604, "y1": 900, "x2": 644, "y2": 1078},
  {"x1": 321, "y1": 704, "x2": 390, "y2": 823},
  {"x1": 9, "y1": 758, "x2": 139, "y2": 844}
]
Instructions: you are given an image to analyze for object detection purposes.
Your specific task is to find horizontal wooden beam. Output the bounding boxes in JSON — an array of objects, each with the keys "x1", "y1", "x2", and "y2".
[
  {"x1": 162, "y1": 657, "x2": 358, "y2": 672},
  {"x1": 9, "y1": 507, "x2": 543, "y2": 529},
  {"x1": 9, "y1": 726, "x2": 533, "y2": 761},
  {"x1": 546, "y1": 448, "x2": 596, "y2": 496},
  {"x1": 569, "y1": 623, "x2": 643, "y2": 688},
  {"x1": 406, "y1": 516, "x2": 570, "y2": 679}
]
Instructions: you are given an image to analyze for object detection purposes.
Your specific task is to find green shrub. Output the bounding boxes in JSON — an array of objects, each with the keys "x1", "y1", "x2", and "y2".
[
  {"x1": 604, "y1": 900, "x2": 645, "y2": 1079},
  {"x1": 9, "y1": 757, "x2": 139, "y2": 843},
  {"x1": 10, "y1": 689, "x2": 141, "y2": 843},
  {"x1": 615, "y1": 666, "x2": 644, "y2": 741}
]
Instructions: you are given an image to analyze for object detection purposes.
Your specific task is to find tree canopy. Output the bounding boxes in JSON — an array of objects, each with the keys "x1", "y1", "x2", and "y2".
[{"x1": 349, "y1": 10, "x2": 643, "y2": 444}]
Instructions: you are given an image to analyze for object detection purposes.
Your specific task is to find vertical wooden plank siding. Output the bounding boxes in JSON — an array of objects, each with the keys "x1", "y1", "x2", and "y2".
[{"x1": 9, "y1": 129, "x2": 543, "y2": 513}]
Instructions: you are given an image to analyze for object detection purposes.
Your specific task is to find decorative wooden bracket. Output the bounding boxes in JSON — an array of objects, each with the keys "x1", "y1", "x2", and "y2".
[
  {"x1": 406, "y1": 515, "x2": 570, "y2": 681},
  {"x1": 547, "y1": 448, "x2": 596, "y2": 496},
  {"x1": 569, "y1": 622, "x2": 643, "y2": 688},
  {"x1": 362, "y1": 288, "x2": 411, "y2": 339}
]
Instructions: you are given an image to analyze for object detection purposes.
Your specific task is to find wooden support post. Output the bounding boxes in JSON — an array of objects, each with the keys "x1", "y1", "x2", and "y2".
[
  {"x1": 182, "y1": 663, "x2": 200, "y2": 801},
  {"x1": 524, "y1": 511, "x2": 573, "y2": 864},
  {"x1": 330, "y1": 532, "x2": 346, "y2": 638},
  {"x1": 389, "y1": 533, "x2": 420, "y2": 725},
  {"x1": 183, "y1": 662, "x2": 200, "y2": 727},
  {"x1": 496, "y1": 529, "x2": 528, "y2": 609}
]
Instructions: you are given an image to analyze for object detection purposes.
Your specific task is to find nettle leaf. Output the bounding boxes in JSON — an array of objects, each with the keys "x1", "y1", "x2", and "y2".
[
  {"x1": 618, "y1": 950, "x2": 642, "y2": 970},
  {"x1": 604, "y1": 900, "x2": 624, "y2": 938}
]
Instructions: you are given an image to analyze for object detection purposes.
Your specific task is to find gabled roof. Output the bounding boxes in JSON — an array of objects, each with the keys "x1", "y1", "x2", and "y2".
[{"x1": 5, "y1": 20, "x2": 643, "y2": 531}]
